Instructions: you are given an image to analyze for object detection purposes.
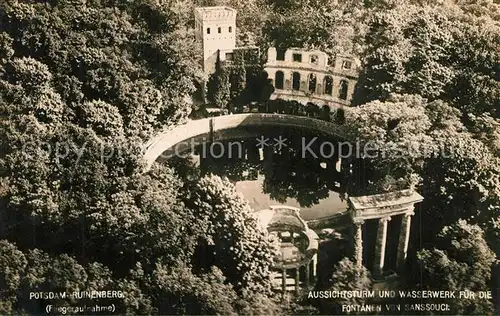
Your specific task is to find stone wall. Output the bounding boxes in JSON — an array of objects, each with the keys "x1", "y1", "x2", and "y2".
[{"x1": 142, "y1": 113, "x2": 352, "y2": 170}]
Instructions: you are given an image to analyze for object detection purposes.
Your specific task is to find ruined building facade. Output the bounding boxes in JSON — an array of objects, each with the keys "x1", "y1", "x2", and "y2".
[
  {"x1": 264, "y1": 48, "x2": 360, "y2": 109},
  {"x1": 195, "y1": 6, "x2": 360, "y2": 109}
]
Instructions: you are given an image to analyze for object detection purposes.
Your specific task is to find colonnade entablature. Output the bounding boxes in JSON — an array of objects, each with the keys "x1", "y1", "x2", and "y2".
[
  {"x1": 264, "y1": 47, "x2": 360, "y2": 109},
  {"x1": 348, "y1": 190, "x2": 423, "y2": 278}
]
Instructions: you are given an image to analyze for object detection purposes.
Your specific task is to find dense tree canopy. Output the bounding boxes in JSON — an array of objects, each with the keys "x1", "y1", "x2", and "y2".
[
  {"x1": 1, "y1": 0, "x2": 499, "y2": 314},
  {"x1": 263, "y1": 0, "x2": 366, "y2": 58},
  {"x1": 417, "y1": 220, "x2": 497, "y2": 314},
  {"x1": 355, "y1": 1, "x2": 500, "y2": 119},
  {"x1": 329, "y1": 258, "x2": 372, "y2": 306}
]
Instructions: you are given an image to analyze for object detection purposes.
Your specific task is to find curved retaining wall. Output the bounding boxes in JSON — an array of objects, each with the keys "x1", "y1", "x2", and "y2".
[{"x1": 142, "y1": 113, "x2": 351, "y2": 171}]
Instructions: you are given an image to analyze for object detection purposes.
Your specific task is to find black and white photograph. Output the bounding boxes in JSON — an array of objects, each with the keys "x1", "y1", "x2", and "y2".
[{"x1": 0, "y1": 0, "x2": 499, "y2": 315}]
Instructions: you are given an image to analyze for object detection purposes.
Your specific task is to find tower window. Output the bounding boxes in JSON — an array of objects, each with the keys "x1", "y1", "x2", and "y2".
[
  {"x1": 342, "y1": 61, "x2": 352, "y2": 70},
  {"x1": 218, "y1": 27, "x2": 221, "y2": 33},
  {"x1": 207, "y1": 27, "x2": 210, "y2": 34},
  {"x1": 229, "y1": 26, "x2": 232, "y2": 33}
]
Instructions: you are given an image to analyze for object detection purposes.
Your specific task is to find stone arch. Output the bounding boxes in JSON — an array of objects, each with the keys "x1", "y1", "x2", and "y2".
[
  {"x1": 339, "y1": 80, "x2": 349, "y2": 100},
  {"x1": 308, "y1": 73, "x2": 317, "y2": 93},
  {"x1": 275, "y1": 71, "x2": 285, "y2": 89},
  {"x1": 324, "y1": 76, "x2": 333, "y2": 95},
  {"x1": 292, "y1": 72, "x2": 301, "y2": 91}
]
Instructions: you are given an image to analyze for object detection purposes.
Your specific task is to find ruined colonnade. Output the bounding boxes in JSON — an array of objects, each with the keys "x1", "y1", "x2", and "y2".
[{"x1": 349, "y1": 190, "x2": 423, "y2": 277}]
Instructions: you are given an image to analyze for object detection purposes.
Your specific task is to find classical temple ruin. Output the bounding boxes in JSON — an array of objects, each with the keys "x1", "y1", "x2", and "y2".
[
  {"x1": 253, "y1": 190, "x2": 424, "y2": 293},
  {"x1": 349, "y1": 190, "x2": 423, "y2": 278}
]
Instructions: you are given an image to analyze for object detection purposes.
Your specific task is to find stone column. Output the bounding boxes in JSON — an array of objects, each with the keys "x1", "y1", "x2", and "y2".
[
  {"x1": 300, "y1": 79, "x2": 307, "y2": 92},
  {"x1": 305, "y1": 262, "x2": 310, "y2": 288},
  {"x1": 316, "y1": 74, "x2": 324, "y2": 95},
  {"x1": 346, "y1": 79, "x2": 356, "y2": 103},
  {"x1": 397, "y1": 209, "x2": 415, "y2": 269},
  {"x1": 283, "y1": 70, "x2": 290, "y2": 90},
  {"x1": 353, "y1": 218, "x2": 364, "y2": 269},
  {"x1": 282, "y1": 268, "x2": 287, "y2": 293},
  {"x1": 316, "y1": 83, "x2": 323, "y2": 96},
  {"x1": 373, "y1": 216, "x2": 391, "y2": 277},
  {"x1": 332, "y1": 78, "x2": 339, "y2": 99},
  {"x1": 295, "y1": 267, "x2": 300, "y2": 293},
  {"x1": 312, "y1": 254, "x2": 317, "y2": 278}
]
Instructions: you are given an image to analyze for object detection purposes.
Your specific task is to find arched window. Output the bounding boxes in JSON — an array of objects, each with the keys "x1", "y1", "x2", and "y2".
[
  {"x1": 324, "y1": 76, "x2": 333, "y2": 95},
  {"x1": 308, "y1": 73, "x2": 317, "y2": 93},
  {"x1": 218, "y1": 27, "x2": 221, "y2": 33},
  {"x1": 206, "y1": 27, "x2": 210, "y2": 34},
  {"x1": 275, "y1": 71, "x2": 284, "y2": 89},
  {"x1": 229, "y1": 26, "x2": 232, "y2": 33},
  {"x1": 338, "y1": 80, "x2": 348, "y2": 100},
  {"x1": 292, "y1": 72, "x2": 301, "y2": 91}
]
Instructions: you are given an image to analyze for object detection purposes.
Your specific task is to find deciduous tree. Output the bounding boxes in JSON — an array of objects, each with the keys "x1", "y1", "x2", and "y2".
[{"x1": 417, "y1": 220, "x2": 496, "y2": 314}]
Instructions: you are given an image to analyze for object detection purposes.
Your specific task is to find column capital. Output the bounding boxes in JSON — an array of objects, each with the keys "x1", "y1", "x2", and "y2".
[
  {"x1": 353, "y1": 218, "x2": 365, "y2": 225},
  {"x1": 379, "y1": 216, "x2": 391, "y2": 223},
  {"x1": 403, "y1": 205, "x2": 415, "y2": 216}
]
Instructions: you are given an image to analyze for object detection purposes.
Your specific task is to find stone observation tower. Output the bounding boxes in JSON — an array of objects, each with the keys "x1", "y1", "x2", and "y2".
[{"x1": 194, "y1": 6, "x2": 237, "y2": 73}]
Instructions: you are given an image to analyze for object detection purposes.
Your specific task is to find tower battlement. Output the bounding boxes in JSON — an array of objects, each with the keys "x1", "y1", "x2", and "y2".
[{"x1": 194, "y1": 6, "x2": 236, "y2": 21}]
